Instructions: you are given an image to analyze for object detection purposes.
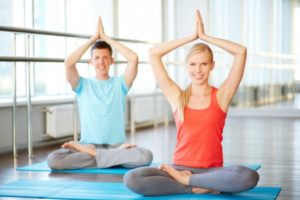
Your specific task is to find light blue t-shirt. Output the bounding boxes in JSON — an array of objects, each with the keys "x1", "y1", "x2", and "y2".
[{"x1": 74, "y1": 76, "x2": 129, "y2": 145}]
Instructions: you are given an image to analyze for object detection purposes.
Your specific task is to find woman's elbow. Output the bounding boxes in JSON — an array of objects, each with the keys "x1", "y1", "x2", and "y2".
[
  {"x1": 240, "y1": 46, "x2": 247, "y2": 56},
  {"x1": 149, "y1": 48, "x2": 162, "y2": 61},
  {"x1": 149, "y1": 47, "x2": 160, "y2": 57}
]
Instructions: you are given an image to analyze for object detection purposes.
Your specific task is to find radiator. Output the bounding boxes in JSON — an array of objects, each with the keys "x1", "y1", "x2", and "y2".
[{"x1": 46, "y1": 104, "x2": 80, "y2": 138}]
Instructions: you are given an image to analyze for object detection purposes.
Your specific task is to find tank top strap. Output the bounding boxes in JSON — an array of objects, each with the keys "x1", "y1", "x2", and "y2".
[
  {"x1": 210, "y1": 87, "x2": 218, "y2": 107},
  {"x1": 210, "y1": 87, "x2": 227, "y2": 114}
]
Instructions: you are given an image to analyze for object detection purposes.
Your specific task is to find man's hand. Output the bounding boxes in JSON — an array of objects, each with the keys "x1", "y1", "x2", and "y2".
[
  {"x1": 118, "y1": 143, "x2": 137, "y2": 149},
  {"x1": 91, "y1": 16, "x2": 106, "y2": 41}
]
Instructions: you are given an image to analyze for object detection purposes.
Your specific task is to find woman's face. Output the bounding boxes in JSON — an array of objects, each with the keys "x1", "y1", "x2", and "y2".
[{"x1": 186, "y1": 52, "x2": 214, "y2": 85}]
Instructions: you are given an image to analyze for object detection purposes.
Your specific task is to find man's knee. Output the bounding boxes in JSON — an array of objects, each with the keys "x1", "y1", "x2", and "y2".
[
  {"x1": 138, "y1": 148, "x2": 153, "y2": 166},
  {"x1": 46, "y1": 149, "x2": 69, "y2": 169},
  {"x1": 47, "y1": 152, "x2": 60, "y2": 169}
]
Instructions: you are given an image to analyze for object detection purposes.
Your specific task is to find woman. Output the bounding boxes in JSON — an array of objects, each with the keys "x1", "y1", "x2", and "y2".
[{"x1": 123, "y1": 10, "x2": 259, "y2": 196}]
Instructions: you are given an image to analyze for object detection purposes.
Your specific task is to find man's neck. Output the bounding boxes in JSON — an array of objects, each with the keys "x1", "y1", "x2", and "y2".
[{"x1": 95, "y1": 74, "x2": 109, "y2": 80}]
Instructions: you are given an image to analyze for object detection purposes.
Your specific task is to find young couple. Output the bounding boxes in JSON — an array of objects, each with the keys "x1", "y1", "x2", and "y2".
[{"x1": 47, "y1": 10, "x2": 259, "y2": 196}]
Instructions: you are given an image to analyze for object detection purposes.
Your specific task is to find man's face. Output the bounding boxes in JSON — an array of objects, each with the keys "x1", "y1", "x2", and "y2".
[{"x1": 90, "y1": 48, "x2": 113, "y2": 76}]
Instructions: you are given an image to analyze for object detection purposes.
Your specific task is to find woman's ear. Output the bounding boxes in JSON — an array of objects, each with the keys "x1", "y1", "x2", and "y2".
[
  {"x1": 210, "y1": 61, "x2": 215, "y2": 71},
  {"x1": 88, "y1": 58, "x2": 92, "y2": 65}
]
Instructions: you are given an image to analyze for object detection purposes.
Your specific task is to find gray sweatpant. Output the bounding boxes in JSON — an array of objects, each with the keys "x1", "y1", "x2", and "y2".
[
  {"x1": 47, "y1": 144, "x2": 153, "y2": 170},
  {"x1": 124, "y1": 164, "x2": 259, "y2": 196}
]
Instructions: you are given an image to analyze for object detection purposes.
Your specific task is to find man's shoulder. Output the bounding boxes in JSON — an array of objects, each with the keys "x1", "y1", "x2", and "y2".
[{"x1": 110, "y1": 76, "x2": 124, "y2": 84}]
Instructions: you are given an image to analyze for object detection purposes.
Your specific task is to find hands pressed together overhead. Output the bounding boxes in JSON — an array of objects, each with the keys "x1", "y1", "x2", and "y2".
[
  {"x1": 194, "y1": 9, "x2": 206, "y2": 40},
  {"x1": 92, "y1": 16, "x2": 106, "y2": 41}
]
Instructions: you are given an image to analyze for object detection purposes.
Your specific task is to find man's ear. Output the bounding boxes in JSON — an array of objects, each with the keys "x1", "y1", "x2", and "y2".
[{"x1": 111, "y1": 57, "x2": 115, "y2": 64}]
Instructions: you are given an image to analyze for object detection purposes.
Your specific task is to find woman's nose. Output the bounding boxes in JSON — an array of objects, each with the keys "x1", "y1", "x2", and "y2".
[{"x1": 196, "y1": 65, "x2": 202, "y2": 72}]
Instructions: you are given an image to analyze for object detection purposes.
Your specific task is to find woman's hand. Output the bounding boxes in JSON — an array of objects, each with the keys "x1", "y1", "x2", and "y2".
[{"x1": 196, "y1": 9, "x2": 206, "y2": 39}]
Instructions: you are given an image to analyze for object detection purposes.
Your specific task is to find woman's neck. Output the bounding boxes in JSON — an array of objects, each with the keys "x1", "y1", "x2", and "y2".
[{"x1": 190, "y1": 83, "x2": 212, "y2": 97}]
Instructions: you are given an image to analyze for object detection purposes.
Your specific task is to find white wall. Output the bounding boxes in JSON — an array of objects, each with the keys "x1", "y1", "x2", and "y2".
[{"x1": 174, "y1": 0, "x2": 208, "y2": 38}]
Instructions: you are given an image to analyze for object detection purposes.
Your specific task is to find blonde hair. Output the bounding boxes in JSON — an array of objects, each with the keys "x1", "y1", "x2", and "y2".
[
  {"x1": 178, "y1": 84, "x2": 192, "y2": 122},
  {"x1": 185, "y1": 43, "x2": 213, "y2": 63},
  {"x1": 177, "y1": 43, "x2": 214, "y2": 122}
]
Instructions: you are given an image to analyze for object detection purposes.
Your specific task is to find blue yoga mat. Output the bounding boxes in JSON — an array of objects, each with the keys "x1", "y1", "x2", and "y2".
[
  {"x1": 0, "y1": 179, "x2": 281, "y2": 200},
  {"x1": 16, "y1": 161, "x2": 261, "y2": 174},
  {"x1": 17, "y1": 161, "x2": 134, "y2": 174}
]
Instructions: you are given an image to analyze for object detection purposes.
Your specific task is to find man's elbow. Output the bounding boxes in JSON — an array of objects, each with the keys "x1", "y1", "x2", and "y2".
[
  {"x1": 131, "y1": 54, "x2": 139, "y2": 66},
  {"x1": 64, "y1": 58, "x2": 72, "y2": 69}
]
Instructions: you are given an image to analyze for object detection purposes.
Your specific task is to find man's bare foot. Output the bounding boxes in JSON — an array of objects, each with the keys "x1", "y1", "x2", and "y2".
[
  {"x1": 118, "y1": 143, "x2": 137, "y2": 149},
  {"x1": 62, "y1": 141, "x2": 96, "y2": 156},
  {"x1": 158, "y1": 164, "x2": 191, "y2": 185}
]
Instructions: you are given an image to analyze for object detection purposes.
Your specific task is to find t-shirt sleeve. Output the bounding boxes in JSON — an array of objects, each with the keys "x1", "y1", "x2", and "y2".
[
  {"x1": 120, "y1": 75, "x2": 129, "y2": 95},
  {"x1": 73, "y1": 76, "x2": 84, "y2": 95}
]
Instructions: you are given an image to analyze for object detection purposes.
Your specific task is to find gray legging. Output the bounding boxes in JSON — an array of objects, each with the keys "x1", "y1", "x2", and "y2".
[
  {"x1": 124, "y1": 164, "x2": 259, "y2": 196},
  {"x1": 47, "y1": 144, "x2": 153, "y2": 169}
]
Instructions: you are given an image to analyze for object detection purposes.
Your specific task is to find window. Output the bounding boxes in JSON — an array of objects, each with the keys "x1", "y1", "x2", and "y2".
[
  {"x1": 0, "y1": 0, "x2": 116, "y2": 100},
  {"x1": 117, "y1": 0, "x2": 162, "y2": 93},
  {"x1": 293, "y1": 7, "x2": 300, "y2": 80}
]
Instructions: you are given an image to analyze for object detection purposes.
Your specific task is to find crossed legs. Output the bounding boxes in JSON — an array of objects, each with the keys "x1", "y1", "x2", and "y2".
[
  {"x1": 47, "y1": 141, "x2": 152, "y2": 170},
  {"x1": 124, "y1": 164, "x2": 259, "y2": 196}
]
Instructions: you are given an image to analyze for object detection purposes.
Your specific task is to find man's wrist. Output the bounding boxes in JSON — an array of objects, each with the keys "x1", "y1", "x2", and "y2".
[{"x1": 90, "y1": 35, "x2": 98, "y2": 42}]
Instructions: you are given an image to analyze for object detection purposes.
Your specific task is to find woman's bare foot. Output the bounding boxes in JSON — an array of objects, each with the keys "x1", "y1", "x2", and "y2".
[
  {"x1": 158, "y1": 164, "x2": 191, "y2": 185},
  {"x1": 192, "y1": 187, "x2": 220, "y2": 194},
  {"x1": 118, "y1": 143, "x2": 137, "y2": 149},
  {"x1": 159, "y1": 164, "x2": 220, "y2": 194},
  {"x1": 62, "y1": 141, "x2": 96, "y2": 156}
]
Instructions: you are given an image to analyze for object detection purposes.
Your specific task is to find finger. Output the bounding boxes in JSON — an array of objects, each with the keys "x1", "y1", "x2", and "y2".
[
  {"x1": 97, "y1": 16, "x2": 102, "y2": 32},
  {"x1": 98, "y1": 16, "x2": 101, "y2": 25},
  {"x1": 98, "y1": 16, "x2": 103, "y2": 26},
  {"x1": 99, "y1": 17, "x2": 104, "y2": 31},
  {"x1": 197, "y1": 10, "x2": 202, "y2": 23},
  {"x1": 197, "y1": 10, "x2": 204, "y2": 24}
]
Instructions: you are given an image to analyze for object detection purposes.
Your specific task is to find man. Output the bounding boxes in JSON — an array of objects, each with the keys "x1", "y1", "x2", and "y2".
[{"x1": 47, "y1": 17, "x2": 152, "y2": 169}]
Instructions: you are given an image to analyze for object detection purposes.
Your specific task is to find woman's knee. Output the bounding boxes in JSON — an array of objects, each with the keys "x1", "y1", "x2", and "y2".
[
  {"x1": 236, "y1": 166, "x2": 260, "y2": 190},
  {"x1": 245, "y1": 168, "x2": 259, "y2": 188},
  {"x1": 124, "y1": 167, "x2": 149, "y2": 195}
]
